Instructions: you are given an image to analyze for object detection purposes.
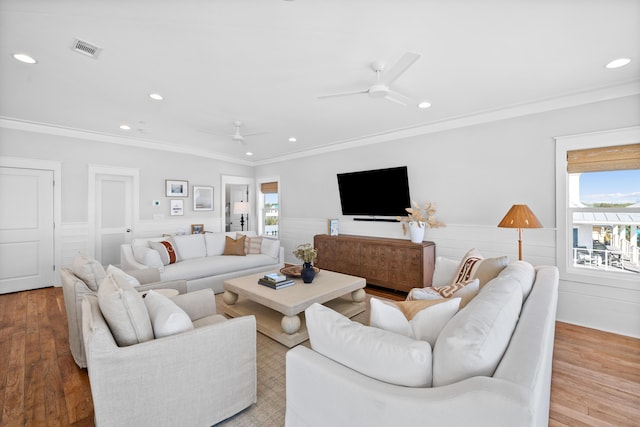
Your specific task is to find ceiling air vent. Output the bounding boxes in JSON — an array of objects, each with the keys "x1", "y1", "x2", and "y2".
[{"x1": 71, "y1": 38, "x2": 102, "y2": 59}]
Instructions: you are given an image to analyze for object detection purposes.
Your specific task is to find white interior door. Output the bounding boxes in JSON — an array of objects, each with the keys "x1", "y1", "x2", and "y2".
[
  {"x1": 95, "y1": 174, "x2": 133, "y2": 266},
  {"x1": 0, "y1": 167, "x2": 54, "y2": 293}
]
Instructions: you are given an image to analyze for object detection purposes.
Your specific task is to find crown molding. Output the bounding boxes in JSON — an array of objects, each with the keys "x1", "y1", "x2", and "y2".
[{"x1": 2, "y1": 79, "x2": 638, "y2": 167}]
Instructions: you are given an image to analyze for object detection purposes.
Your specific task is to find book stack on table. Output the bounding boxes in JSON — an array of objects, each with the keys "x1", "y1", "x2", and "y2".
[{"x1": 258, "y1": 273, "x2": 295, "y2": 289}]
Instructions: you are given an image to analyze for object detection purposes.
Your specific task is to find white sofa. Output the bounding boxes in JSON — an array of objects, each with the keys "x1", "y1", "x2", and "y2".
[
  {"x1": 120, "y1": 231, "x2": 284, "y2": 294},
  {"x1": 286, "y1": 260, "x2": 560, "y2": 427}
]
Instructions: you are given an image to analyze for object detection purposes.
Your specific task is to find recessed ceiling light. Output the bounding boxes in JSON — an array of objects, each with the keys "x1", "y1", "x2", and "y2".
[
  {"x1": 120, "y1": 124, "x2": 131, "y2": 130},
  {"x1": 149, "y1": 93, "x2": 164, "y2": 101},
  {"x1": 288, "y1": 137, "x2": 297, "y2": 142},
  {"x1": 418, "y1": 101, "x2": 431, "y2": 109},
  {"x1": 605, "y1": 58, "x2": 631, "y2": 69},
  {"x1": 13, "y1": 53, "x2": 37, "y2": 64},
  {"x1": 245, "y1": 152, "x2": 253, "y2": 156}
]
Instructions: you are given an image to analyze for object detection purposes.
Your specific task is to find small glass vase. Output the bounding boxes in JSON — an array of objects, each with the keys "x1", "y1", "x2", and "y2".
[{"x1": 301, "y1": 262, "x2": 316, "y2": 283}]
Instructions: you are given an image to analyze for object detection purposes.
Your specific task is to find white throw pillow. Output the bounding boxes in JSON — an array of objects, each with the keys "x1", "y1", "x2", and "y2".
[
  {"x1": 72, "y1": 253, "x2": 107, "y2": 291},
  {"x1": 432, "y1": 274, "x2": 523, "y2": 387},
  {"x1": 97, "y1": 273, "x2": 154, "y2": 347},
  {"x1": 143, "y1": 290, "x2": 193, "y2": 338},
  {"x1": 432, "y1": 256, "x2": 460, "y2": 287},
  {"x1": 369, "y1": 297, "x2": 460, "y2": 346},
  {"x1": 497, "y1": 260, "x2": 536, "y2": 299},
  {"x1": 172, "y1": 234, "x2": 206, "y2": 260},
  {"x1": 261, "y1": 237, "x2": 281, "y2": 259},
  {"x1": 132, "y1": 246, "x2": 165, "y2": 272},
  {"x1": 106, "y1": 265, "x2": 141, "y2": 287},
  {"x1": 205, "y1": 232, "x2": 228, "y2": 256},
  {"x1": 306, "y1": 303, "x2": 432, "y2": 387}
]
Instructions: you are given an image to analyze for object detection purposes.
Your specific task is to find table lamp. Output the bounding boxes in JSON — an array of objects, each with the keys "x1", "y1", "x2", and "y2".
[{"x1": 498, "y1": 204, "x2": 542, "y2": 260}]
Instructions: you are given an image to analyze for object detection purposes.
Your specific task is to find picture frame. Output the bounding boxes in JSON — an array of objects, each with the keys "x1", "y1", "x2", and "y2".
[
  {"x1": 166, "y1": 179, "x2": 189, "y2": 197},
  {"x1": 170, "y1": 199, "x2": 184, "y2": 216},
  {"x1": 191, "y1": 224, "x2": 204, "y2": 234},
  {"x1": 328, "y1": 218, "x2": 339, "y2": 236},
  {"x1": 193, "y1": 185, "x2": 214, "y2": 211}
]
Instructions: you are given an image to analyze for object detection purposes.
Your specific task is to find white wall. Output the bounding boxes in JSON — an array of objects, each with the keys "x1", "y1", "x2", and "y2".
[
  {"x1": 1, "y1": 94, "x2": 639, "y2": 337},
  {"x1": 255, "y1": 94, "x2": 640, "y2": 337},
  {"x1": 0, "y1": 127, "x2": 253, "y2": 266}
]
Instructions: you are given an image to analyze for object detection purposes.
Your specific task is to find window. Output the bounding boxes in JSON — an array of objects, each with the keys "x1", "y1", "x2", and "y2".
[
  {"x1": 258, "y1": 180, "x2": 279, "y2": 236},
  {"x1": 555, "y1": 127, "x2": 640, "y2": 288}
]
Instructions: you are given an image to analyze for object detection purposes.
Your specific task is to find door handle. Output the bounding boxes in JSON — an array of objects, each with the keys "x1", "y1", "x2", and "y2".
[{"x1": 126, "y1": 228, "x2": 132, "y2": 233}]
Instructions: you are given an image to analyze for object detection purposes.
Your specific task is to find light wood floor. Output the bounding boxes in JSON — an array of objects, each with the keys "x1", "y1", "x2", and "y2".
[{"x1": 1, "y1": 286, "x2": 639, "y2": 426}]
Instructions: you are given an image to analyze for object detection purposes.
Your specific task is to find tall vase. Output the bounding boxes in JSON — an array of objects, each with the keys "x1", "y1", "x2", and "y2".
[
  {"x1": 301, "y1": 262, "x2": 316, "y2": 283},
  {"x1": 408, "y1": 221, "x2": 425, "y2": 243}
]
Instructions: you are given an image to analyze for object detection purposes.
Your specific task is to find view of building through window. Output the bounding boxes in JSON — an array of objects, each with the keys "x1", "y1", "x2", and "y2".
[
  {"x1": 569, "y1": 169, "x2": 640, "y2": 275},
  {"x1": 263, "y1": 193, "x2": 279, "y2": 236}
]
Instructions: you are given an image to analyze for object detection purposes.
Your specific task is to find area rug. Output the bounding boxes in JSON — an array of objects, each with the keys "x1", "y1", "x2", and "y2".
[{"x1": 214, "y1": 294, "x2": 373, "y2": 426}]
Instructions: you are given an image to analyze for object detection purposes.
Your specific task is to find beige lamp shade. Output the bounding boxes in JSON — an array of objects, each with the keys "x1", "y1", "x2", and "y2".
[
  {"x1": 233, "y1": 202, "x2": 250, "y2": 215},
  {"x1": 498, "y1": 204, "x2": 542, "y2": 260}
]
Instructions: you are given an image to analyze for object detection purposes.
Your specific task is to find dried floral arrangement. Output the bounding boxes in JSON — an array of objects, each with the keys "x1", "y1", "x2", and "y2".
[
  {"x1": 292, "y1": 243, "x2": 318, "y2": 264},
  {"x1": 396, "y1": 201, "x2": 445, "y2": 235}
]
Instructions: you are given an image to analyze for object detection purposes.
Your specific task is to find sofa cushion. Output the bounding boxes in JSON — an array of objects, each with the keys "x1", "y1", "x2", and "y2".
[
  {"x1": 370, "y1": 297, "x2": 460, "y2": 346},
  {"x1": 205, "y1": 232, "x2": 229, "y2": 256},
  {"x1": 106, "y1": 264, "x2": 141, "y2": 287},
  {"x1": 143, "y1": 290, "x2": 193, "y2": 338},
  {"x1": 261, "y1": 237, "x2": 281, "y2": 259},
  {"x1": 432, "y1": 272, "x2": 524, "y2": 387},
  {"x1": 306, "y1": 303, "x2": 433, "y2": 387},
  {"x1": 97, "y1": 273, "x2": 154, "y2": 346},
  {"x1": 224, "y1": 235, "x2": 246, "y2": 256},
  {"x1": 172, "y1": 234, "x2": 207, "y2": 260},
  {"x1": 72, "y1": 253, "x2": 107, "y2": 292},
  {"x1": 149, "y1": 239, "x2": 181, "y2": 265},
  {"x1": 407, "y1": 278, "x2": 479, "y2": 309},
  {"x1": 159, "y1": 253, "x2": 279, "y2": 281},
  {"x1": 498, "y1": 260, "x2": 536, "y2": 299}
]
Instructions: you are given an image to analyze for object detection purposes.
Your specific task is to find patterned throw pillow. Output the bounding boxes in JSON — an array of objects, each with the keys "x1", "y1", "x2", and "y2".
[
  {"x1": 148, "y1": 239, "x2": 180, "y2": 266},
  {"x1": 244, "y1": 236, "x2": 263, "y2": 254},
  {"x1": 407, "y1": 279, "x2": 480, "y2": 309},
  {"x1": 223, "y1": 235, "x2": 246, "y2": 256},
  {"x1": 451, "y1": 248, "x2": 483, "y2": 284}
]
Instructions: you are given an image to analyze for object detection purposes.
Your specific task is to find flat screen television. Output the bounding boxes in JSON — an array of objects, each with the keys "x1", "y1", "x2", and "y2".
[{"x1": 337, "y1": 166, "x2": 411, "y2": 217}]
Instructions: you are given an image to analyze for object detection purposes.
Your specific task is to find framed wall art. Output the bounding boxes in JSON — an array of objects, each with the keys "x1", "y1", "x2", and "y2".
[
  {"x1": 170, "y1": 199, "x2": 184, "y2": 216},
  {"x1": 191, "y1": 224, "x2": 204, "y2": 234},
  {"x1": 166, "y1": 180, "x2": 189, "y2": 197},
  {"x1": 193, "y1": 186, "x2": 214, "y2": 211}
]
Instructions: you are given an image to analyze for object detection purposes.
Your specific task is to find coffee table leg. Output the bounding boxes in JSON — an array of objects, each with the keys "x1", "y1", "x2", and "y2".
[
  {"x1": 351, "y1": 288, "x2": 366, "y2": 303},
  {"x1": 223, "y1": 290, "x2": 238, "y2": 305},
  {"x1": 281, "y1": 315, "x2": 301, "y2": 335}
]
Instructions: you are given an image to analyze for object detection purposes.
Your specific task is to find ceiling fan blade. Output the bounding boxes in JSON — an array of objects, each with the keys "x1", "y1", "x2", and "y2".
[
  {"x1": 385, "y1": 90, "x2": 416, "y2": 106},
  {"x1": 317, "y1": 89, "x2": 369, "y2": 99},
  {"x1": 242, "y1": 130, "x2": 270, "y2": 138},
  {"x1": 381, "y1": 52, "x2": 421, "y2": 85}
]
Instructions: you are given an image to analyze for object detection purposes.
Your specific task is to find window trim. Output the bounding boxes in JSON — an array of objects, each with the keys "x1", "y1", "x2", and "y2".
[{"x1": 555, "y1": 126, "x2": 640, "y2": 289}]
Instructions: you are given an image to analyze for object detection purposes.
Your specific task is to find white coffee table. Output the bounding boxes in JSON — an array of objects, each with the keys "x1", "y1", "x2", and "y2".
[{"x1": 223, "y1": 270, "x2": 366, "y2": 347}]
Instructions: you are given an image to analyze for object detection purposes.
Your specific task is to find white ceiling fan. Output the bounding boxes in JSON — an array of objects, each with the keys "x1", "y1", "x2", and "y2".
[
  {"x1": 200, "y1": 120, "x2": 268, "y2": 145},
  {"x1": 318, "y1": 52, "x2": 422, "y2": 106}
]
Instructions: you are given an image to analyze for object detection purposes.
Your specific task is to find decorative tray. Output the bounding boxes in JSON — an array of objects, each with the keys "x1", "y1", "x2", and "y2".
[{"x1": 280, "y1": 265, "x2": 320, "y2": 277}]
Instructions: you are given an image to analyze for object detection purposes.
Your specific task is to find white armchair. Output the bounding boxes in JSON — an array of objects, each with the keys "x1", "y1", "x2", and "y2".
[
  {"x1": 82, "y1": 289, "x2": 257, "y2": 427},
  {"x1": 61, "y1": 257, "x2": 187, "y2": 368}
]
